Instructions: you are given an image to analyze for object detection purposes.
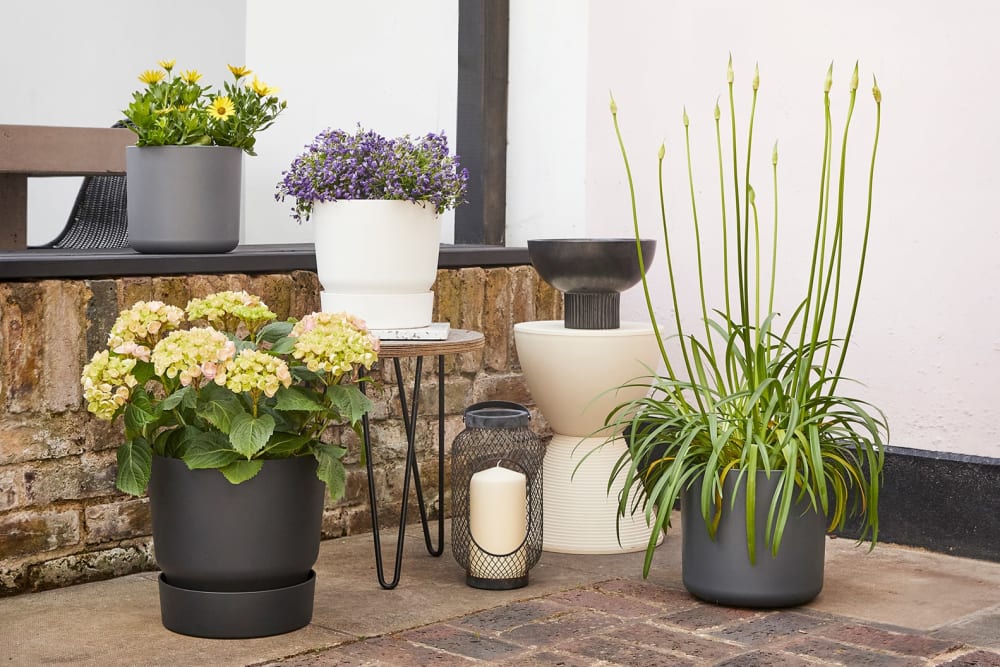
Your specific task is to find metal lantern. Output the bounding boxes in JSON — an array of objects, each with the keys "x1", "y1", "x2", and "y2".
[{"x1": 451, "y1": 401, "x2": 544, "y2": 589}]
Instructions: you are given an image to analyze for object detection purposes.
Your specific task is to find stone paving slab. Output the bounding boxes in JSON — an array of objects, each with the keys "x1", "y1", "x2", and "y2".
[{"x1": 1, "y1": 515, "x2": 999, "y2": 666}]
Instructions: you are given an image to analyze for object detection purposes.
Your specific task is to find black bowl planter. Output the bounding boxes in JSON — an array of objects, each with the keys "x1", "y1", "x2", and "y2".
[
  {"x1": 149, "y1": 455, "x2": 326, "y2": 638},
  {"x1": 681, "y1": 470, "x2": 826, "y2": 608},
  {"x1": 527, "y1": 238, "x2": 656, "y2": 329}
]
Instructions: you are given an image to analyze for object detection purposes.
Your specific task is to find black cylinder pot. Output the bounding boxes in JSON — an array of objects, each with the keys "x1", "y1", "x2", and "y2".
[
  {"x1": 149, "y1": 455, "x2": 325, "y2": 638},
  {"x1": 681, "y1": 470, "x2": 826, "y2": 608}
]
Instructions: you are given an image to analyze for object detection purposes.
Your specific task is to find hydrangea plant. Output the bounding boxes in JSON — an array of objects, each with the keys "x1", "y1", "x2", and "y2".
[
  {"x1": 81, "y1": 291, "x2": 379, "y2": 499},
  {"x1": 275, "y1": 125, "x2": 469, "y2": 222},
  {"x1": 123, "y1": 60, "x2": 286, "y2": 155}
]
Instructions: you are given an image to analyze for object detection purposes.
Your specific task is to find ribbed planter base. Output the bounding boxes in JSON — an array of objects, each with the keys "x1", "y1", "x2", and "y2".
[
  {"x1": 542, "y1": 435, "x2": 663, "y2": 554},
  {"x1": 158, "y1": 570, "x2": 316, "y2": 639}
]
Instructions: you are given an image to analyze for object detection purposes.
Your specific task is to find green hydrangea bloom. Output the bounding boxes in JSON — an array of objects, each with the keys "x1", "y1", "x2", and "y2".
[
  {"x1": 224, "y1": 349, "x2": 292, "y2": 398},
  {"x1": 291, "y1": 312, "x2": 379, "y2": 378},
  {"x1": 151, "y1": 327, "x2": 237, "y2": 387},
  {"x1": 107, "y1": 300, "x2": 185, "y2": 361},
  {"x1": 80, "y1": 350, "x2": 138, "y2": 420},
  {"x1": 186, "y1": 291, "x2": 277, "y2": 332}
]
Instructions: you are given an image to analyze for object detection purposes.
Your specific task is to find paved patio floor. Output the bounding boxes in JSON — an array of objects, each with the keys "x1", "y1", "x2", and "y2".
[{"x1": 2, "y1": 513, "x2": 998, "y2": 666}]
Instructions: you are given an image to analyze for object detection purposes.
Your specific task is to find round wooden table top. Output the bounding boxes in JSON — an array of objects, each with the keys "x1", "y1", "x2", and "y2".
[{"x1": 376, "y1": 328, "x2": 484, "y2": 359}]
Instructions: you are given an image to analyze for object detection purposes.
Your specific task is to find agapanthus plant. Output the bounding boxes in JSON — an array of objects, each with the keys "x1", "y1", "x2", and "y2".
[
  {"x1": 123, "y1": 60, "x2": 286, "y2": 155},
  {"x1": 275, "y1": 125, "x2": 469, "y2": 222},
  {"x1": 81, "y1": 291, "x2": 379, "y2": 499},
  {"x1": 603, "y1": 58, "x2": 887, "y2": 577}
]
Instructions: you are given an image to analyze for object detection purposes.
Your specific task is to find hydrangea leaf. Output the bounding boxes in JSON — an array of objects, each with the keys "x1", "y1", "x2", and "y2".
[
  {"x1": 259, "y1": 432, "x2": 312, "y2": 458},
  {"x1": 313, "y1": 443, "x2": 347, "y2": 500},
  {"x1": 196, "y1": 383, "x2": 246, "y2": 434},
  {"x1": 256, "y1": 320, "x2": 294, "y2": 345},
  {"x1": 229, "y1": 413, "x2": 275, "y2": 458},
  {"x1": 325, "y1": 385, "x2": 373, "y2": 427},
  {"x1": 160, "y1": 385, "x2": 193, "y2": 411},
  {"x1": 116, "y1": 437, "x2": 152, "y2": 496},
  {"x1": 219, "y1": 459, "x2": 264, "y2": 484},
  {"x1": 124, "y1": 388, "x2": 157, "y2": 438},
  {"x1": 273, "y1": 386, "x2": 325, "y2": 412},
  {"x1": 182, "y1": 431, "x2": 241, "y2": 469}
]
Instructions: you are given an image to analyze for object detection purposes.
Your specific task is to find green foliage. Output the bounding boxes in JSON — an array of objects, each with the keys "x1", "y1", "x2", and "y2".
[{"x1": 606, "y1": 59, "x2": 886, "y2": 577}]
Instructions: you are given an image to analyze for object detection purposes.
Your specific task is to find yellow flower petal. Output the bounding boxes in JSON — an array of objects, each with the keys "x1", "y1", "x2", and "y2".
[
  {"x1": 138, "y1": 69, "x2": 165, "y2": 85},
  {"x1": 157, "y1": 59, "x2": 176, "y2": 72},
  {"x1": 228, "y1": 64, "x2": 252, "y2": 79},
  {"x1": 250, "y1": 75, "x2": 279, "y2": 97},
  {"x1": 181, "y1": 69, "x2": 202, "y2": 84}
]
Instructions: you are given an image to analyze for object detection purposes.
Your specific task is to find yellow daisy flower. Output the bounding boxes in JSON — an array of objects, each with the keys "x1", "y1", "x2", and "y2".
[
  {"x1": 227, "y1": 64, "x2": 252, "y2": 79},
  {"x1": 157, "y1": 59, "x2": 176, "y2": 72},
  {"x1": 138, "y1": 69, "x2": 165, "y2": 85},
  {"x1": 181, "y1": 69, "x2": 202, "y2": 84},
  {"x1": 250, "y1": 75, "x2": 279, "y2": 97},
  {"x1": 208, "y1": 96, "x2": 235, "y2": 120}
]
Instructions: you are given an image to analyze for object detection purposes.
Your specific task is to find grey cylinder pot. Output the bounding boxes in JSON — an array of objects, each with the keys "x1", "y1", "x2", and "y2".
[
  {"x1": 126, "y1": 145, "x2": 242, "y2": 253},
  {"x1": 681, "y1": 470, "x2": 826, "y2": 608},
  {"x1": 149, "y1": 455, "x2": 325, "y2": 638}
]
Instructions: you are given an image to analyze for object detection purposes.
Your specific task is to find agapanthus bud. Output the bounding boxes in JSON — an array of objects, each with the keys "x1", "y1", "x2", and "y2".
[
  {"x1": 850, "y1": 61, "x2": 859, "y2": 92},
  {"x1": 824, "y1": 63, "x2": 833, "y2": 93},
  {"x1": 683, "y1": 107, "x2": 689, "y2": 128},
  {"x1": 748, "y1": 184, "x2": 756, "y2": 205},
  {"x1": 658, "y1": 142, "x2": 666, "y2": 160},
  {"x1": 714, "y1": 97, "x2": 721, "y2": 121},
  {"x1": 753, "y1": 63, "x2": 760, "y2": 91},
  {"x1": 609, "y1": 93, "x2": 618, "y2": 115},
  {"x1": 772, "y1": 140, "x2": 778, "y2": 166},
  {"x1": 727, "y1": 55, "x2": 734, "y2": 84},
  {"x1": 872, "y1": 75, "x2": 882, "y2": 104}
]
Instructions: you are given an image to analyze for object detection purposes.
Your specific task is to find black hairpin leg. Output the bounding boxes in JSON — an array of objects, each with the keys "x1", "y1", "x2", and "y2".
[{"x1": 361, "y1": 354, "x2": 446, "y2": 590}]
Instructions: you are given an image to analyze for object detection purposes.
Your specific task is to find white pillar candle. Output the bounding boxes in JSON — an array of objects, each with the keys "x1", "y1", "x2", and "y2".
[{"x1": 469, "y1": 464, "x2": 527, "y2": 578}]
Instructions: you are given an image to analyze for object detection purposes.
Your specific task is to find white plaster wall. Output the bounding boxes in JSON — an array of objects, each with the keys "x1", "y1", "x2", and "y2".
[
  {"x1": 571, "y1": 0, "x2": 1000, "y2": 457},
  {"x1": 243, "y1": 0, "x2": 460, "y2": 245},
  {"x1": 1, "y1": 0, "x2": 246, "y2": 246},
  {"x1": 506, "y1": 0, "x2": 589, "y2": 246}
]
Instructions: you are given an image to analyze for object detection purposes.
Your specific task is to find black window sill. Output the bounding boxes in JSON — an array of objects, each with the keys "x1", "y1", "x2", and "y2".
[{"x1": 0, "y1": 244, "x2": 530, "y2": 280}]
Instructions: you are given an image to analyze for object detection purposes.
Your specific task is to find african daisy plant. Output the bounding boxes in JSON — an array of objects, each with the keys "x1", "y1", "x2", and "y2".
[{"x1": 123, "y1": 60, "x2": 285, "y2": 155}]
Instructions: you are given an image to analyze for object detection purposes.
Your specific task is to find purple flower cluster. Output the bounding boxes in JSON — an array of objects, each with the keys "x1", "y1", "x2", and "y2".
[{"x1": 276, "y1": 125, "x2": 469, "y2": 222}]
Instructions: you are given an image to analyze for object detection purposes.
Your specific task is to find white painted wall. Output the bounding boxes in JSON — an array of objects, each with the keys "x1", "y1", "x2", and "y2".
[
  {"x1": 513, "y1": 0, "x2": 996, "y2": 458},
  {"x1": 243, "y1": 0, "x2": 460, "y2": 244},
  {"x1": 506, "y1": 0, "x2": 589, "y2": 246},
  {"x1": 1, "y1": 0, "x2": 246, "y2": 246}
]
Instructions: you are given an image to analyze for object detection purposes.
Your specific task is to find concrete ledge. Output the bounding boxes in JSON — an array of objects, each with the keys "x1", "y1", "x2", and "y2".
[{"x1": 0, "y1": 243, "x2": 530, "y2": 280}]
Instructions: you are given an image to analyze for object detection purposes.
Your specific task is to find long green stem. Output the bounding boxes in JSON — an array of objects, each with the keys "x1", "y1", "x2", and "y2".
[
  {"x1": 714, "y1": 99, "x2": 732, "y2": 331},
  {"x1": 794, "y1": 64, "x2": 834, "y2": 403},
  {"x1": 659, "y1": 143, "x2": 703, "y2": 413},
  {"x1": 768, "y1": 141, "x2": 779, "y2": 319},
  {"x1": 610, "y1": 95, "x2": 676, "y2": 381},
  {"x1": 820, "y1": 63, "x2": 859, "y2": 377},
  {"x1": 683, "y1": 108, "x2": 717, "y2": 363},
  {"x1": 832, "y1": 75, "x2": 881, "y2": 394}
]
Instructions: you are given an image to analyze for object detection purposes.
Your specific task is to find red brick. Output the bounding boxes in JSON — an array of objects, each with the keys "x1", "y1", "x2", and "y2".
[{"x1": 819, "y1": 622, "x2": 964, "y2": 657}]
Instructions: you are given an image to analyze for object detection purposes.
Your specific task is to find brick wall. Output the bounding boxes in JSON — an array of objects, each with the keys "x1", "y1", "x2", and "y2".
[{"x1": 0, "y1": 266, "x2": 561, "y2": 596}]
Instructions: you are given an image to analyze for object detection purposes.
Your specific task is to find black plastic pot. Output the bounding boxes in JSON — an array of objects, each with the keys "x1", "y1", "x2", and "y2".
[
  {"x1": 149, "y1": 455, "x2": 325, "y2": 638},
  {"x1": 681, "y1": 470, "x2": 826, "y2": 608}
]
